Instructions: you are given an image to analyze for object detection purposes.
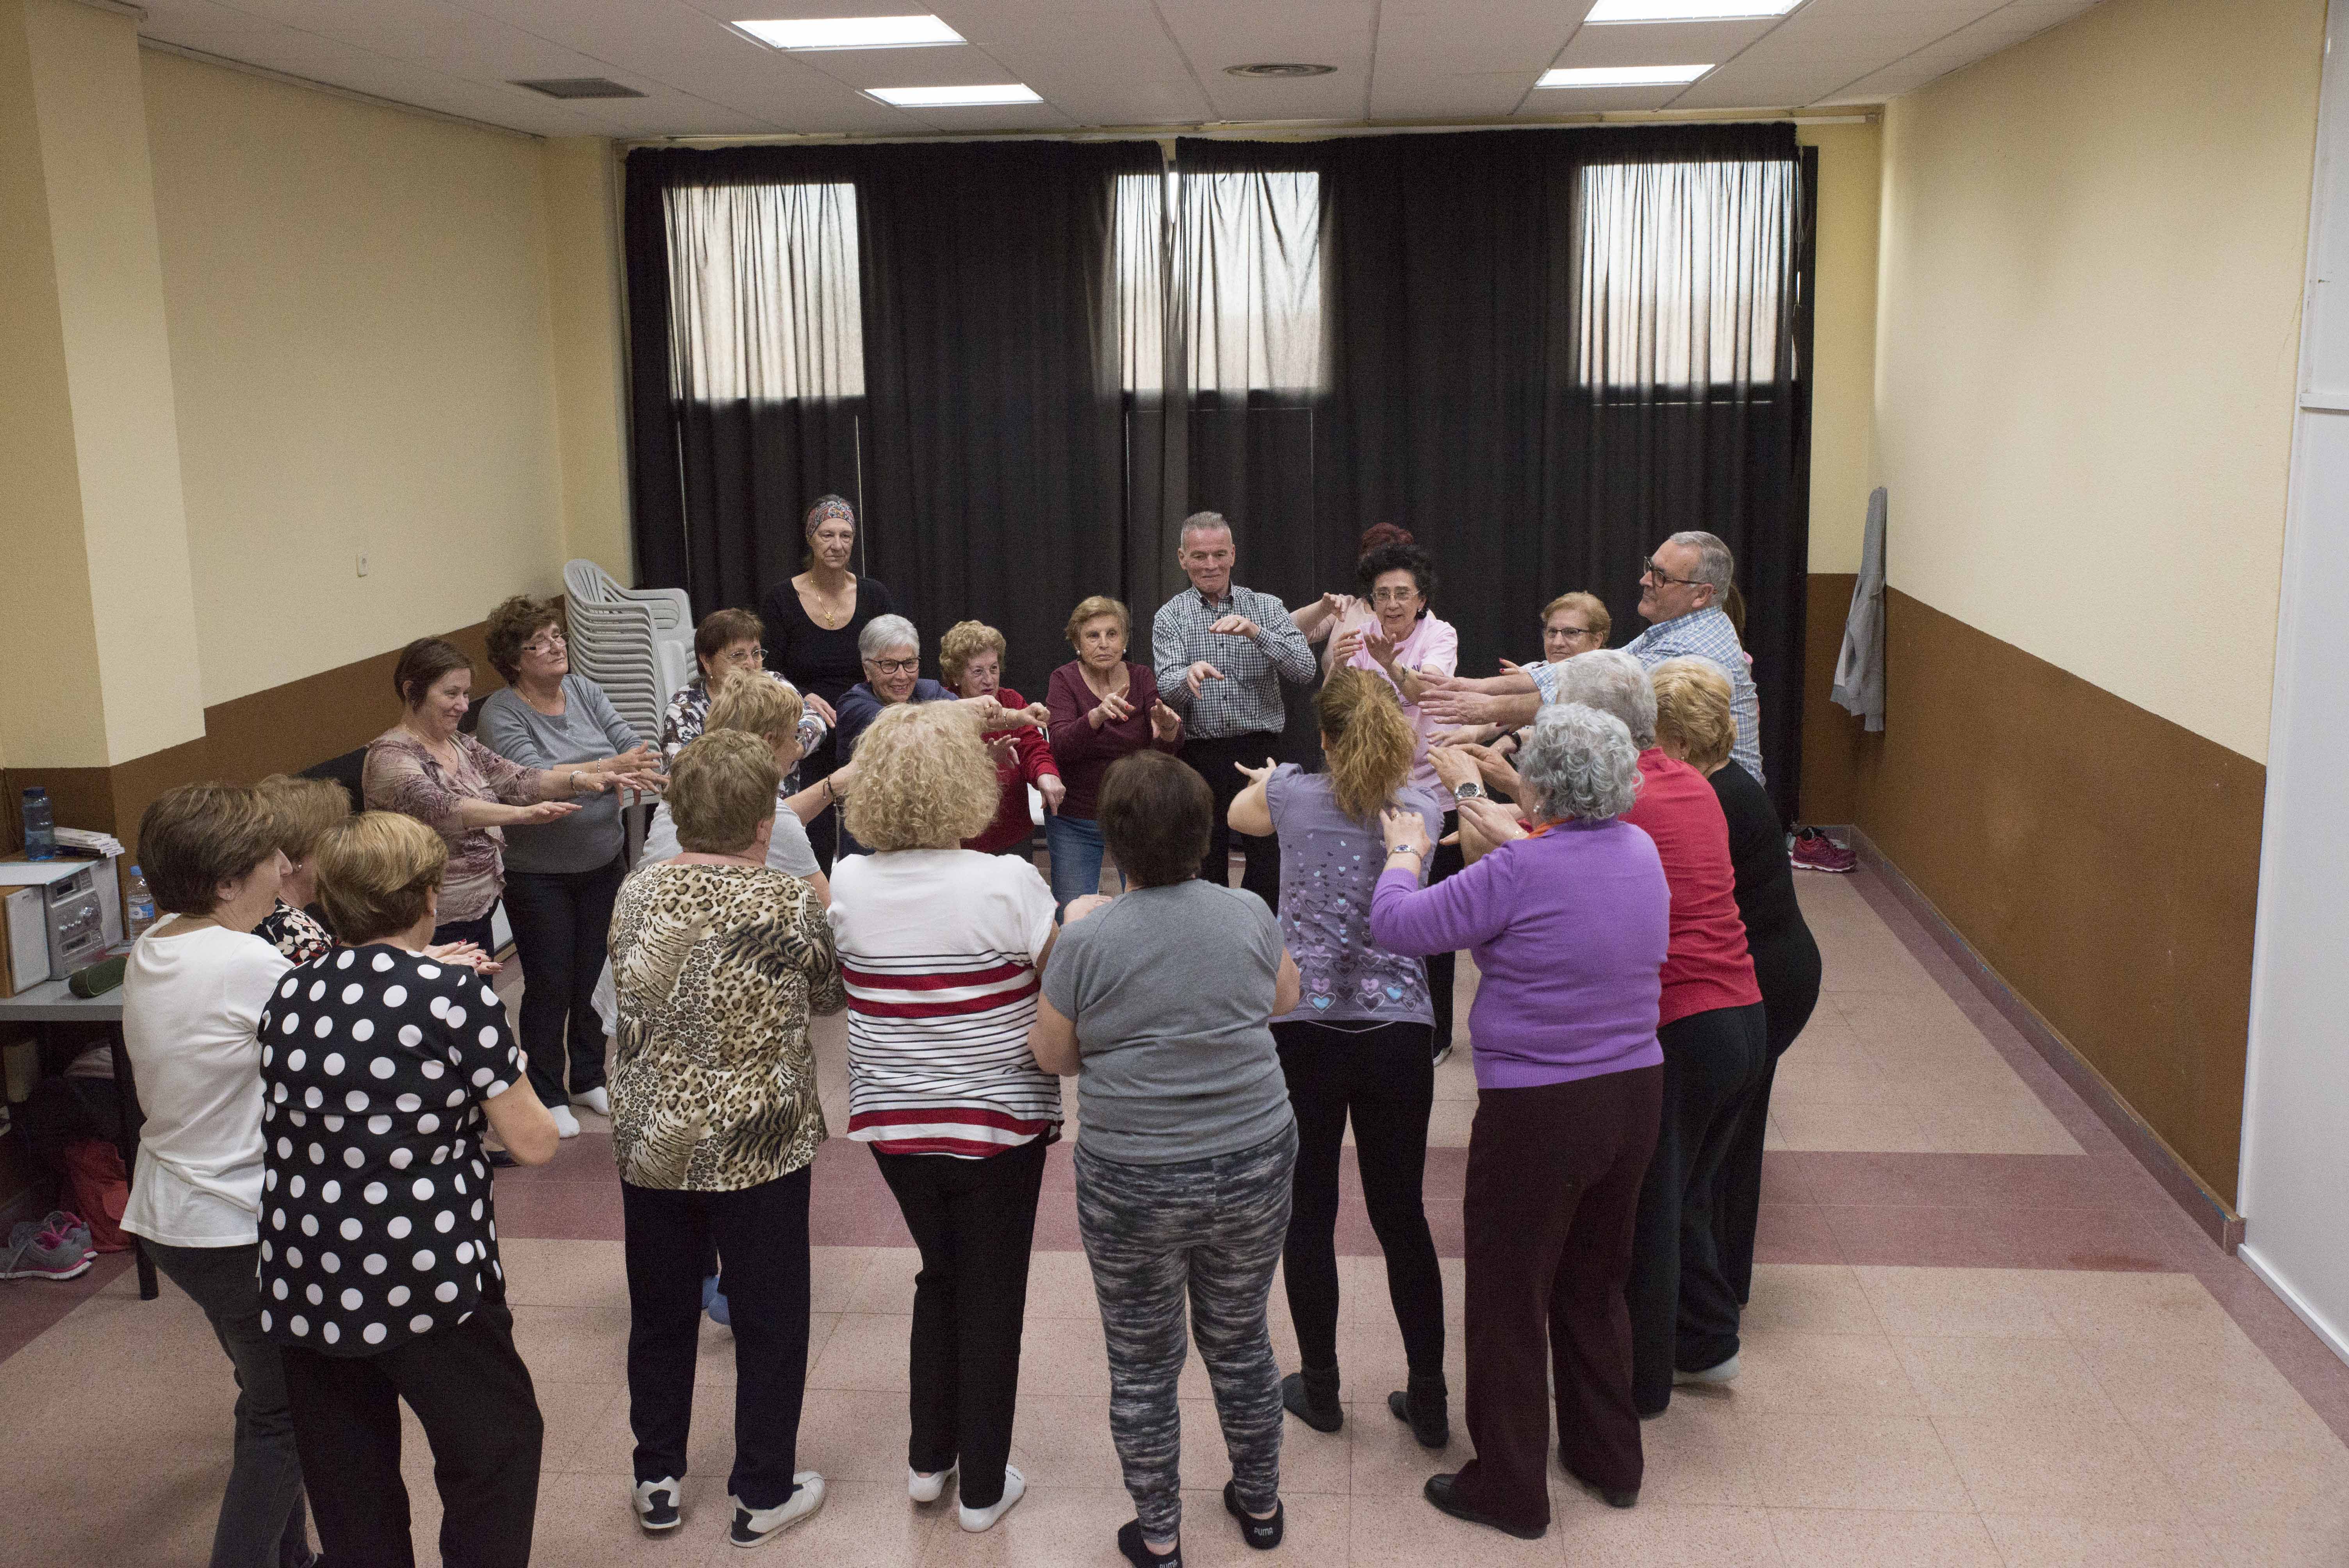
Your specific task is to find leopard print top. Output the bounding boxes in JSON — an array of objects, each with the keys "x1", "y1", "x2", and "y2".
[{"x1": 607, "y1": 862, "x2": 847, "y2": 1191}]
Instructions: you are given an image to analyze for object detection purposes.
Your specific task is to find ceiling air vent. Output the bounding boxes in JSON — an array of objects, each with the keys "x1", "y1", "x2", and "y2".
[
  {"x1": 511, "y1": 77, "x2": 646, "y2": 99},
  {"x1": 1224, "y1": 62, "x2": 1337, "y2": 78}
]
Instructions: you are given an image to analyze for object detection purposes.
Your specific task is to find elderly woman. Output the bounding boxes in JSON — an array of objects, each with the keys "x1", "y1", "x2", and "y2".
[
  {"x1": 825, "y1": 702, "x2": 1060, "y2": 1533},
  {"x1": 120, "y1": 782, "x2": 315, "y2": 1568},
  {"x1": 363, "y1": 637, "x2": 599, "y2": 954},
  {"x1": 645, "y1": 675, "x2": 830, "y2": 900},
  {"x1": 1043, "y1": 597, "x2": 1182, "y2": 910},
  {"x1": 1227, "y1": 669, "x2": 1450, "y2": 1447},
  {"x1": 251, "y1": 774, "x2": 351, "y2": 965},
  {"x1": 1651, "y1": 659, "x2": 1821, "y2": 1306},
  {"x1": 1547, "y1": 651, "x2": 1766, "y2": 1417},
  {"x1": 260, "y1": 811, "x2": 558, "y2": 1568},
  {"x1": 1417, "y1": 589, "x2": 1615, "y2": 737},
  {"x1": 763, "y1": 495, "x2": 898, "y2": 871},
  {"x1": 940, "y1": 620, "x2": 1063, "y2": 856},
  {"x1": 1371, "y1": 704, "x2": 1669, "y2": 1540},
  {"x1": 662, "y1": 607, "x2": 831, "y2": 768},
  {"x1": 476, "y1": 597, "x2": 662, "y2": 1137},
  {"x1": 833, "y1": 615, "x2": 1031, "y2": 857},
  {"x1": 609, "y1": 731, "x2": 846, "y2": 1547},
  {"x1": 1030, "y1": 752, "x2": 1300, "y2": 1566}
]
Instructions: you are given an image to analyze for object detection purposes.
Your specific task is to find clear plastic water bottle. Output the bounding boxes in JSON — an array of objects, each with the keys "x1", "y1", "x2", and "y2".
[
  {"x1": 125, "y1": 864, "x2": 158, "y2": 941},
  {"x1": 20, "y1": 786, "x2": 56, "y2": 860}
]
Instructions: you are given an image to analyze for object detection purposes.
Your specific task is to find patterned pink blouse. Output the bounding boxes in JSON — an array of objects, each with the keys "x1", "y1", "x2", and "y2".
[{"x1": 361, "y1": 727, "x2": 547, "y2": 922}]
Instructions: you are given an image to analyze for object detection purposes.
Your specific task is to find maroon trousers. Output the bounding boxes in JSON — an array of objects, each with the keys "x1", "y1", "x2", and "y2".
[{"x1": 1451, "y1": 1064, "x2": 1663, "y2": 1534}]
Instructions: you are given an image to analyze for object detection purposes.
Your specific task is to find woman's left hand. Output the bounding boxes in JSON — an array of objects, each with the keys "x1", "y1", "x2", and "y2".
[
  {"x1": 1233, "y1": 756, "x2": 1277, "y2": 790},
  {"x1": 806, "y1": 693, "x2": 838, "y2": 725},
  {"x1": 1361, "y1": 625, "x2": 1400, "y2": 674},
  {"x1": 1022, "y1": 701, "x2": 1051, "y2": 728},
  {"x1": 1038, "y1": 774, "x2": 1067, "y2": 814},
  {"x1": 984, "y1": 732, "x2": 1020, "y2": 769},
  {"x1": 1381, "y1": 807, "x2": 1434, "y2": 857},
  {"x1": 424, "y1": 941, "x2": 503, "y2": 976},
  {"x1": 1064, "y1": 893, "x2": 1113, "y2": 925},
  {"x1": 604, "y1": 745, "x2": 659, "y2": 775},
  {"x1": 1427, "y1": 745, "x2": 1481, "y2": 794},
  {"x1": 1149, "y1": 702, "x2": 1183, "y2": 743}
]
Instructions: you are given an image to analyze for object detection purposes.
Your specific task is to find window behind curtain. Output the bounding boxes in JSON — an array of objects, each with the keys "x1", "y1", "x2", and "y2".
[
  {"x1": 1113, "y1": 166, "x2": 1325, "y2": 396},
  {"x1": 664, "y1": 182, "x2": 864, "y2": 401},
  {"x1": 1577, "y1": 159, "x2": 1793, "y2": 390}
]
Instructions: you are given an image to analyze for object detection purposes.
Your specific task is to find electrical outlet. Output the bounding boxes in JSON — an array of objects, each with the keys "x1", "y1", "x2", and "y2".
[{"x1": 357, "y1": 552, "x2": 370, "y2": 578}]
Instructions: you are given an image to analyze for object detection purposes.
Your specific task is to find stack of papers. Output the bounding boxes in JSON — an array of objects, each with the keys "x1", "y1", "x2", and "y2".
[{"x1": 53, "y1": 828, "x2": 125, "y2": 857}]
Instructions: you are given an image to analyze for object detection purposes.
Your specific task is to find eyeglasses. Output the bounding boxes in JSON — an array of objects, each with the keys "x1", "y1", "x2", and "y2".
[
  {"x1": 521, "y1": 633, "x2": 567, "y2": 656},
  {"x1": 1369, "y1": 587, "x2": 1422, "y2": 605},
  {"x1": 1548, "y1": 624, "x2": 1599, "y2": 640},
  {"x1": 869, "y1": 656, "x2": 920, "y2": 675},
  {"x1": 721, "y1": 646, "x2": 768, "y2": 666},
  {"x1": 1641, "y1": 557, "x2": 1705, "y2": 589}
]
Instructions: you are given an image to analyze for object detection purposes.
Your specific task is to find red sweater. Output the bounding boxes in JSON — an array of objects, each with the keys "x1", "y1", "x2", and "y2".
[
  {"x1": 1044, "y1": 661, "x2": 1182, "y2": 819},
  {"x1": 1622, "y1": 749, "x2": 1761, "y2": 1027},
  {"x1": 964, "y1": 686, "x2": 1062, "y2": 854}
]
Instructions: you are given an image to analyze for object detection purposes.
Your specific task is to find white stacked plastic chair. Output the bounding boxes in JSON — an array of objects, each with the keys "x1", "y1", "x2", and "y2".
[{"x1": 562, "y1": 560, "x2": 695, "y2": 745}]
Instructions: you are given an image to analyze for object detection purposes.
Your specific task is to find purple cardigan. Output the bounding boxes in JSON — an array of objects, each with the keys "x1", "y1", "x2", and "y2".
[{"x1": 1371, "y1": 818, "x2": 1670, "y2": 1090}]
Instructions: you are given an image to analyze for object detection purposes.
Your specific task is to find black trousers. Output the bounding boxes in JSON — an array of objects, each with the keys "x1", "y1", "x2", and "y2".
[
  {"x1": 622, "y1": 1168, "x2": 812, "y2": 1510},
  {"x1": 429, "y1": 908, "x2": 497, "y2": 956},
  {"x1": 1718, "y1": 927, "x2": 1824, "y2": 1303},
  {"x1": 872, "y1": 1137, "x2": 1048, "y2": 1510},
  {"x1": 279, "y1": 1298, "x2": 542, "y2": 1568},
  {"x1": 1181, "y1": 731, "x2": 1282, "y2": 912},
  {"x1": 1273, "y1": 1019, "x2": 1445, "y2": 1379},
  {"x1": 501, "y1": 854, "x2": 625, "y2": 1105},
  {"x1": 1454, "y1": 1066, "x2": 1662, "y2": 1534},
  {"x1": 1626, "y1": 1001, "x2": 1769, "y2": 1414},
  {"x1": 1425, "y1": 809, "x2": 1464, "y2": 1055}
]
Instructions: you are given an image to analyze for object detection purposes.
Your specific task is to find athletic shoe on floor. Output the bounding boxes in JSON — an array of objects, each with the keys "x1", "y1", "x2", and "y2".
[
  {"x1": 549, "y1": 1104, "x2": 581, "y2": 1139},
  {"x1": 632, "y1": 1476, "x2": 683, "y2": 1533},
  {"x1": 40, "y1": 1211, "x2": 91, "y2": 1254},
  {"x1": 958, "y1": 1465, "x2": 1024, "y2": 1532},
  {"x1": 572, "y1": 1086, "x2": 610, "y2": 1117},
  {"x1": 1674, "y1": 1352, "x2": 1740, "y2": 1386},
  {"x1": 2, "y1": 1224, "x2": 91, "y2": 1282},
  {"x1": 1789, "y1": 827, "x2": 1857, "y2": 873},
  {"x1": 729, "y1": 1474, "x2": 824, "y2": 1547},
  {"x1": 908, "y1": 1463, "x2": 955, "y2": 1503},
  {"x1": 1431, "y1": 1042, "x2": 1454, "y2": 1067}
]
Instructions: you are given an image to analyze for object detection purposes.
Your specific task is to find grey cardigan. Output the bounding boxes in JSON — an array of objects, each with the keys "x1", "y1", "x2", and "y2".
[{"x1": 477, "y1": 676, "x2": 642, "y2": 873}]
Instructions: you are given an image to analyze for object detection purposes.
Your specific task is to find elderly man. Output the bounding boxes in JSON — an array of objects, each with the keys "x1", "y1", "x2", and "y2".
[
  {"x1": 1419, "y1": 531, "x2": 1764, "y2": 786},
  {"x1": 1151, "y1": 511, "x2": 1317, "y2": 909}
]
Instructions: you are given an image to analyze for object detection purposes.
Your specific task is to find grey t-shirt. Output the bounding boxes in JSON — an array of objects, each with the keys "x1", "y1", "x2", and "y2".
[
  {"x1": 478, "y1": 676, "x2": 642, "y2": 874},
  {"x1": 1042, "y1": 879, "x2": 1294, "y2": 1165}
]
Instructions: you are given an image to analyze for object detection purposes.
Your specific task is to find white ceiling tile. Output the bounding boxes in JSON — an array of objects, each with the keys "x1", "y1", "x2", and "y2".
[
  {"x1": 1518, "y1": 82, "x2": 1686, "y2": 113},
  {"x1": 139, "y1": 0, "x2": 287, "y2": 39},
  {"x1": 790, "y1": 43, "x2": 1027, "y2": 88},
  {"x1": 1369, "y1": 74, "x2": 1542, "y2": 120}
]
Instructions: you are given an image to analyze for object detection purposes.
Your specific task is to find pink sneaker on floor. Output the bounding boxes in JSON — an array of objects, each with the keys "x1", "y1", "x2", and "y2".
[
  {"x1": 1789, "y1": 828, "x2": 1857, "y2": 874},
  {"x1": 2, "y1": 1224, "x2": 92, "y2": 1281}
]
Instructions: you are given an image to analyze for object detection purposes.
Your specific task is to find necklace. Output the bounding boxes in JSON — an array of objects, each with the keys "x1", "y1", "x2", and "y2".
[{"x1": 801, "y1": 574, "x2": 854, "y2": 631}]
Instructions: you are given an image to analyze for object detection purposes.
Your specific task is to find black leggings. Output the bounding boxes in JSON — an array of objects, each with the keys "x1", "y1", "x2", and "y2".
[
  {"x1": 1274, "y1": 1019, "x2": 1445, "y2": 1379},
  {"x1": 1718, "y1": 927, "x2": 1824, "y2": 1303},
  {"x1": 1425, "y1": 811, "x2": 1464, "y2": 1055}
]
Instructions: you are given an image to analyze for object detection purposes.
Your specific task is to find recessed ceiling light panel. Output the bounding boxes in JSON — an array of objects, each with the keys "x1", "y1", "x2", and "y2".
[
  {"x1": 1224, "y1": 62, "x2": 1338, "y2": 77},
  {"x1": 734, "y1": 14, "x2": 964, "y2": 50},
  {"x1": 511, "y1": 77, "x2": 646, "y2": 99},
  {"x1": 1537, "y1": 64, "x2": 1714, "y2": 87},
  {"x1": 1585, "y1": 0, "x2": 1800, "y2": 20},
  {"x1": 866, "y1": 82, "x2": 1044, "y2": 107}
]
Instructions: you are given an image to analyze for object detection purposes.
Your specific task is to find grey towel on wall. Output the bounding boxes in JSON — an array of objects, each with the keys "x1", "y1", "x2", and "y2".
[{"x1": 1831, "y1": 487, "x2": 1886, "y2": 732}]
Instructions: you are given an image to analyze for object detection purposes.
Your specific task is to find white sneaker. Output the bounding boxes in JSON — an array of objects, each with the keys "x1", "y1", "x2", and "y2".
[
  {"x1": 908, "y1": 1463, "x2": 956, "y2": 1503},
  {"x1": 958, "y1": 1465, "x2": 1025, "y2": 1533},
  {"x1": 632, "y1": 1476, "x2": 683, "y2": 1533},
  {"x1": 730, "y1": 1473, "x2": 825, "y2": 1548},
  {"x1": 1674, "y1": 1353, "x2": 1740, "y2": 1387},
  {"x1": 573, "y1": 1086, "x2": 610, "y2": 1116},
  {"x1": 549, "y1": 1104, "x2": 581, "y2": 1139}
]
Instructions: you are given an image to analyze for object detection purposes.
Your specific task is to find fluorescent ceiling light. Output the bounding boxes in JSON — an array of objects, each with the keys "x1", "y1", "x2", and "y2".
[
  {"x1": 866, "y1": 82, "x2": 1043, "y2": 107},
  {"x1": 1585, "y1": 0, "x2": 1800, "y2": 20},
  {"x1": 733, "y1": 15, "x2": 964, "y2": 50},
  {"x1": 1537, "y1": 64, "x2": 1713, "y2": 87}
]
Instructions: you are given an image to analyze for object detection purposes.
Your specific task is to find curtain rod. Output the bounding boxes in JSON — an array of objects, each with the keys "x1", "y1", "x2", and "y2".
[{"x1": 629, "y1": 110, "x2": 1876, "y2": 152}]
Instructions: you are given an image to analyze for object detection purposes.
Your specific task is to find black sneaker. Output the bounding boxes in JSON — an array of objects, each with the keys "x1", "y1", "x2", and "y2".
[
  {"x1": 1222, "y1": 1481, "x2": 1283, "y2": 1550},
  {"x1": 1117, "y1": 1519, "x2": 1182, "y2": 1567},
  {"x1": 1280, "y1": 1367, "x2": 1343, "y2": 1433}
]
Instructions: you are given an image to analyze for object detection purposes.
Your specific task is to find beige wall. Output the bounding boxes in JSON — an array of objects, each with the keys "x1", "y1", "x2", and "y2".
[
  {"x1": 542, "y1": 136, "x2": 634, "y2": 583},
  {"x1": 1798, "y1": 119, "x2": 1882, "y2": 576},
  {"x1": 1873, "y1": 0, "x2": 2324, "y2": 763}
]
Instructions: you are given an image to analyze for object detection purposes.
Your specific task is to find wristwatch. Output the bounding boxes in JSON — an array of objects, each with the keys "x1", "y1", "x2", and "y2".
[{"x1": 1452, "y1": 781, "x2": 1485, "y2": 802}]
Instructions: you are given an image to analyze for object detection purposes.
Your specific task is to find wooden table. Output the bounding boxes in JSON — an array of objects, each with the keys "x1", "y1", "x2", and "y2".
[{"x1": 0, "y1": 976, "x2": 155, "y2": 1299}]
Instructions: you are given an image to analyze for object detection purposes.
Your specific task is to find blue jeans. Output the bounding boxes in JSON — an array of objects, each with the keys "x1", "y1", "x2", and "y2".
[{"x1": 1046, "y1": 814, "x2": 1122, "y2": 911}]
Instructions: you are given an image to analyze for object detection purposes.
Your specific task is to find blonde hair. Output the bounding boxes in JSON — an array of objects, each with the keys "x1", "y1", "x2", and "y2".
[
  {"x1": 1317, "y1": 667, "x2": 1416, "y2": 824},
  {"x1": 667, "y1": 731, "x2": 781, "y2": 854},
  {"x1": 253, "y1": 775, "x2": 353, "y2": 864},
  {"x1": 706, "y1": 673, "x2": 804, "y2": 746},
  {"x1": 841, "y1": 702, "x2": 999, "y2": 852},
  {"x1": 938, "y1": 620, "x2": 1008, "y2": 690},
  {"x1": 315, "y1": 811, "x2": 448, "y2": 944},
  {"x1": 1650, "y1": 657, "x2": 1738, "y2": 775},
  {"x1": 1064, "y1": 595, "x2": 1130, "y2": 645},
  {"x1": 1541, "y1": 591, "x2": 1611, "y2": 642}
]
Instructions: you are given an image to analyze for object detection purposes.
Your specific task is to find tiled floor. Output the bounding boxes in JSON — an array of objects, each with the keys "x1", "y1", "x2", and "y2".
[{"x1": 6, "y1": 869, "x2": 2347, "y2": 1564}]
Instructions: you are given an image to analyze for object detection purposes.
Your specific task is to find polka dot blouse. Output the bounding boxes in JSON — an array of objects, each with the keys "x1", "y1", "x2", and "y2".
[{"x1": 255, "y1": 944, "x2": 527, "y2": 1357}]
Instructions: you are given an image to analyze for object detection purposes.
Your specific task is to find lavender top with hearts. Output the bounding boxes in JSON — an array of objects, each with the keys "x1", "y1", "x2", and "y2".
[{"x1": 1264, "y1": 764, "x2": 1445, "y2": 1028}]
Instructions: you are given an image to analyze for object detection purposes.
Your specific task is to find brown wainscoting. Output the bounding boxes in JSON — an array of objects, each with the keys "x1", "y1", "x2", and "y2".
[
  {"x1": 1800, "y1": 571, "x2": 1870, "y2": 825},
  {"x1": 2, "y1": 623, "x2": 501, "y2": 850},
  {"x1": 1848, "y1": 589, "x2": 2264, "y2": 1205}
]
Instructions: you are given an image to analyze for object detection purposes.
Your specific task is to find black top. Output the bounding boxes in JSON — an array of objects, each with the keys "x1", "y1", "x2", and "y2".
[
  {"x1": 256, "y1": 945, "x2": 526, "y2": 1358},
  {"x1": 761, "y1": 575, "x2": 898, "y2": 708},
  {"x1": 1708, "y1": 760, "x2": 1808, "y2": 950}
]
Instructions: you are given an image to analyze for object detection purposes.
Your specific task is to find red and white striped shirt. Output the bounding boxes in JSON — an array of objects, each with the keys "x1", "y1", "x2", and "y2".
[{"x1": 827, "y1": 849, "x2": 1061, "y2": 1158}]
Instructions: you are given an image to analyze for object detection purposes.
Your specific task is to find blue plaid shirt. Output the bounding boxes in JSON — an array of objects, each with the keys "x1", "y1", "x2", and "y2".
[
  {"x1": 1152, "y1": 584, "x2": 1317, "y2": 739},
  {"x1": 1623, "y1": 606, "x2": 1764, "y2": 786}
]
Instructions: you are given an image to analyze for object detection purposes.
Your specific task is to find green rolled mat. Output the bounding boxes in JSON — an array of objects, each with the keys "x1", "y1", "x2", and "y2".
[{"x1": 68, "y1": 954, "x2": 127, "y2": 998}]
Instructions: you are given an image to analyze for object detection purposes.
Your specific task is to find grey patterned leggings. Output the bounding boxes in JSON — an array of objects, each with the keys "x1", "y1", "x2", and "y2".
[{"x1": 1075, "y1": 1122, "x2": 1298, "y2": 1543}]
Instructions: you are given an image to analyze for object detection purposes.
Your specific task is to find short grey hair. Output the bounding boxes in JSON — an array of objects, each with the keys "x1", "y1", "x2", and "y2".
[
  {"x1": 858, "y1": 613, "x2": 920, "y2": 663},
  {"x1": 1665, "y1": 530, "x2": 1734, "y2": 602},
  {"x1": 1549, "y1": 649, "x2": 1657, "y2": 748},
  {"x1": 1179, "y1": 511, "x2": 1233, "y2": 548},
  {"x1": 1518, "y1": 704, "x2": 1644, "y2": 823}
]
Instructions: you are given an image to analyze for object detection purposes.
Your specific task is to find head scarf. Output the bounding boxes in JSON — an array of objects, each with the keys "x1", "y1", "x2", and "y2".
[{"x1": 804, "y1": 494, "x2": 856, "y2": 537}]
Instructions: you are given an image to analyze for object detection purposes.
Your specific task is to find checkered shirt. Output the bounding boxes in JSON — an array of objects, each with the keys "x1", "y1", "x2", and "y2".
[
  {"x1": 1151, "y1": 584, "x2": 1317, "y2": 739},
  {"x1": 1623, "y1": 606, "x2": 1765, "y2": 786}
]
